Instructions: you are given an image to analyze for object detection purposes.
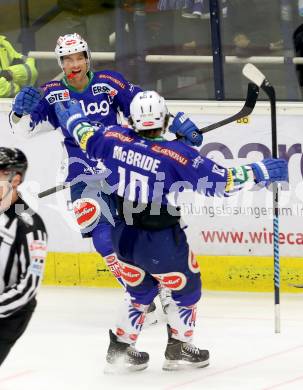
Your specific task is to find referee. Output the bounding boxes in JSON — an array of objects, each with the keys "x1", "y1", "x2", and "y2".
[{"x1": 0, "y1": 147, "x2": 47, "y2": 366}]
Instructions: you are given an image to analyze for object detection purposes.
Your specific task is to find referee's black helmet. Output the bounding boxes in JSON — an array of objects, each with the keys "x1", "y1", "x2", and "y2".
[{"x1": 0, "y1": 148, "x2": 28, "y2": 177}]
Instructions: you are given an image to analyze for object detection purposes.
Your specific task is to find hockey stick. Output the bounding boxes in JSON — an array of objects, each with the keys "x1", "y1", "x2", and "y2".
[
  {"x1": 38, "y1": 183, "x2": 70, "y2": 198},
  {"x1": 198, "y1": 82, "x2": 259, "y2": 134},
  {"x1": 242, "y1": 63, "x2": 281, "y2": 334}
]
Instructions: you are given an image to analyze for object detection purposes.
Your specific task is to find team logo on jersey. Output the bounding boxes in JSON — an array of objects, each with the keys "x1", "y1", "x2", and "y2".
[
  {"x1": 118, "y1": 260, "x2": 145, "y2": 286},
  {"x1": 79, "y1": 99, "x2": 110, "y2": 116},
  {"x1": 92, "y1": 83, "x2": 118, "y2": 97},
  {"x1": 152, "y1": 272, "x2": 187, "y2": 290},
  {"x1": 45, "y1": 89, "x2": 70, "y2": 104}
]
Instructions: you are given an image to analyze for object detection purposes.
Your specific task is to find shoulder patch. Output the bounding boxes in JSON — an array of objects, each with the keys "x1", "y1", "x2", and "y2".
[
  {"x1": 104, "y1": 131, "x2": 134, "y2": 143},
  {"x1": 41, "y1": 81, "x2": 62, "y2": 92},
  {"x1": 151, "y1": 145, "x2": 188, "y2": 165},
  {"x1": 98, "y1": 73, "x2": 125, "y2": 89}
]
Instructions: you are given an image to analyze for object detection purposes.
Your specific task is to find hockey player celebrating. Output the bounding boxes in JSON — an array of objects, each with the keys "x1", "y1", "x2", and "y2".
[
  {"x1": 54, "y1": 92, "x2": 288, "y2": 372},
  {"x1": 9, "y1": 33, "x2": 142, "y2": 289},
  {"x1": 0, "y1": 148, "x2": 47, "y2": 366}
]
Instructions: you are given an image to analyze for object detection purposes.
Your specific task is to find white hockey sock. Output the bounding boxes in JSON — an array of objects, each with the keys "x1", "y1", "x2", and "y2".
[
  {"x1": 115, "y1": 294, "x2": 148, "y2": 344},
  {"x1": 104, "y1": 253, "x2": 126, "y2": 288},
  {"x1": 166, "y1": 300, "x2": 197, "y2": 343}
]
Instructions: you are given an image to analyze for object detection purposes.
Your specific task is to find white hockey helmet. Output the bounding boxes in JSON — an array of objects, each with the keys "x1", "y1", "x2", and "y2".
[
  {"x1": 129, "y1": 91, "x2": 169, "y2": 132},
  {"x1": 55, "y1": 33, "x2": 91, "y2": 69}
]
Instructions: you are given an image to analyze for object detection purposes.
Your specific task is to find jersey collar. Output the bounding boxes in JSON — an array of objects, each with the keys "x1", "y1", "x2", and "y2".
[{"x1": 62, "y1": 71, "x2": 94, "y2": 92}]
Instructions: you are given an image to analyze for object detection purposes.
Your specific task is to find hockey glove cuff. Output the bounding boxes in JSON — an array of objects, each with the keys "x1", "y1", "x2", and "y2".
[
  {"x1": 250, "y1": 158, "x2": 289, "y2": 185},
  {"x1": 55, "y1": 100, "x2": 96, "y2": 150}
]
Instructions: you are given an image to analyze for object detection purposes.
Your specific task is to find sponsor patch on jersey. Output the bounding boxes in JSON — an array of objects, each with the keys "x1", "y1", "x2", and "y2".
[
  {"x1": 104, "y1": 131, "x2": 134, "y2": 143},
  {"x1": 73, "y1": 198, "x2": 100, "y2": 228},
  {"x1": 98, "y1": 73, "x2": 125, "y2": 89},
  {"x1": 151, "y1": 145, "x2": 188, "y2": 165},
  {"x1": 192, "y1": 155, "x2": 204, "y2": 169},
  {"x1": 118, "y1": 260, "x2": 145, "y2": 286},
  {"x1": 105, "y1": 255, "x2": 122, "y2": 278},
  {"x1": 92, "y1": 83, "x2": 118, "y2": 97},
  {"x1": 212, "y1": 164, "x2": 226, "y2": 177},
  {"x1": 41, "y1": 81, "x2": 61, "y2": 92},
  {"x1": 45, "y1": 89, "x2": 70, "y2": 104},
  {"x1": 29, "y1": 258, "x2": 44, "y2": 276},
  {"x1": 152, "y1": 272, "x2": 187, "y2": 290}
]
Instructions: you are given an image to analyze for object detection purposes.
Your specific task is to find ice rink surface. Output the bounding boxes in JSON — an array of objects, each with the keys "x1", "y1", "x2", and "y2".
[{"x1": 0, "y1": 287, "x2": 303, "y2": 390}]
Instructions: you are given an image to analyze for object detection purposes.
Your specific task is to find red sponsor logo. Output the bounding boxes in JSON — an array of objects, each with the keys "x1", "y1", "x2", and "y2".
[
  {"x1": 63, "y1": 90, "x2": 69, "y2": 98},
  {"x1": 151, "y1": 145, "x2": 188, "y2": 165},
  {"x1": 130, "y1": 334, "x2": 138, "y2": 341},
  {"x1": 74, "y1": 200, "x2": 98, "y2": 227},
  {"x1": 153, "y1": 272, "x2": 186, "y2": 290},
  {"x1": 29, "y1": 241, "x2": 47, "y2": 252},
  {"x1": 184, "y1": 330, "x2": 193, "y2": 337},
  {"x1": 116, "y1": 328, "x2": 125, "y2": 336},
  {"x1": 142, "y1": 121, "x2": 154, "y2": 127},
  {"x1": 66, "y1": 39, "x2": 77, "y2": 45},
  {"x1": 121, "y1": 266, "x2": 141, "y2": 284},
  {"x1": 104, "y1": 131, "x2": 133, "y2": 143}
]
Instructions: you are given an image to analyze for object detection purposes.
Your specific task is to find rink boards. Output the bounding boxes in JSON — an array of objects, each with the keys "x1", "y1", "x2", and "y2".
[
  {"x1": 1, "y1": 98, "x2": 303, "y2": 292},
  {"x1": 42, "y1": 252, "x2": 303, "y2": 292}
]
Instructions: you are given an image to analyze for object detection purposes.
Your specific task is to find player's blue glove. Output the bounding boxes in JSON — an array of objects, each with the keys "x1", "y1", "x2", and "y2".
[
  {"x1": 55, "y1": 100, "x2": 90, "y2": 134},
  {"x1": 250, "y1": 158, "x2": 288, "y2": 185},
  {"x1": 12, "y1": 86, "x2": 41, "y2": 116},
  {"x1": 169, "y1": 112, "x2": 203, "y2": 147}
]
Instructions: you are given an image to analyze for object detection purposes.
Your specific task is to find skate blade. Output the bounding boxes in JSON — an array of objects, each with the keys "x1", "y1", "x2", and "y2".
[
  {"x1": 104, "y1": 361, "x2": 148, "y2": 374},
  {"x1": 162, "y1": 358, "x2": 209, "y2": 371}
]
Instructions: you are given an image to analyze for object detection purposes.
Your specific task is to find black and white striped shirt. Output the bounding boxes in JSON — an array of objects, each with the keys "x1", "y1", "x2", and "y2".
[{"x1": 0, "y1": 199, "x2": 47, "y2": 318}]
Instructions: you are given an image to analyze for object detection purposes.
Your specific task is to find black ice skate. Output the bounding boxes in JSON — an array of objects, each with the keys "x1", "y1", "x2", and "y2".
[
  {"x1": 105, "y1": 329, "x2": 149, "y2": 373},
  {"x1": 163, "y1": 325, "x2": 209, "y2": 371}
]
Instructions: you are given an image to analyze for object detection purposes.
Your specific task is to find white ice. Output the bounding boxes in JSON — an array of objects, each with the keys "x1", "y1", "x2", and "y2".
[{"x1": 1, "y1": 287, "x2": 303, "y2": 390}]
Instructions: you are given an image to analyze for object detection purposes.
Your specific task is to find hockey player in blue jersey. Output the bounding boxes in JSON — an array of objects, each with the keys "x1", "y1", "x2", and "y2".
[
  {"x1": 9, "y1": 33, "x2": 142, "y2": 288},
  {"x1": 54, "y1": 91, "x2": 288, "y2": 372}
]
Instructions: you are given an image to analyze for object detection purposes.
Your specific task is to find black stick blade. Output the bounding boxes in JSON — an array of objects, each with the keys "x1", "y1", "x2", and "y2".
[{"x1": 199, "y1": 82, "x2": 259, "y2": 134}]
